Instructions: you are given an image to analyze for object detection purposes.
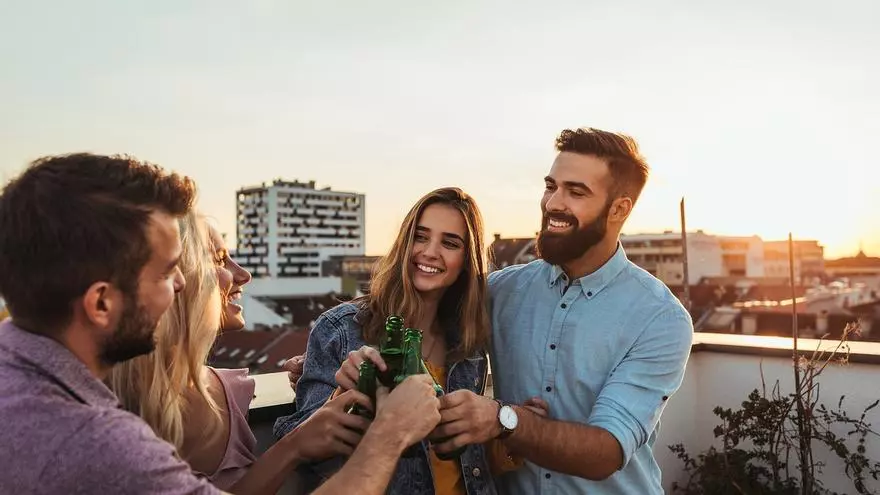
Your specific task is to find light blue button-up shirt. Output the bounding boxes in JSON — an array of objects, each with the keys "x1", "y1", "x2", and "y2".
[{"x1": 488, "y1": 244, "x2": 693, "y2": 494}]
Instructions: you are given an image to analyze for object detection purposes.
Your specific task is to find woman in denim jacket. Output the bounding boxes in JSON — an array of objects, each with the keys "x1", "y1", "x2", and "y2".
[{"x1": 274, "y1": 187, "x2": 501, "y2": 495}]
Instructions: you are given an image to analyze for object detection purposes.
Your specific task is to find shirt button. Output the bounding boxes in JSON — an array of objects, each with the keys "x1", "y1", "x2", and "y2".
[
  {"x1": 587, "y1": 291, "x2": 593, "y2": 297},
  {"x1": 545, "y1": 473, "x2": 552, "y2": 479},
  {"x1": 472, "y1": 467, "x2": 481, "y2": 477},
  {"x1": 546, "y1": 386, "x2": 552, "y2": 392},
  {"x1": 550, "y1": 344, "x2": 556, "y2": 350},
  {"x1": 560, "y1": 303, "x2": 567, "y2": 309}
]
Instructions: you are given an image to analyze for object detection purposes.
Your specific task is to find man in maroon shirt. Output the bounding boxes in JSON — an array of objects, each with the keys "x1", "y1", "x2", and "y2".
[{"x1": 0, "y1": 153, "x2": 440, "y2": 494}]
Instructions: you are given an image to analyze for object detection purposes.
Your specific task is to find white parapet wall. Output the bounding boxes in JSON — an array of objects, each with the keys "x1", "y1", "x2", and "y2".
[{"x1": 246, "y1": 277, "x2": 342, "y2": 298}]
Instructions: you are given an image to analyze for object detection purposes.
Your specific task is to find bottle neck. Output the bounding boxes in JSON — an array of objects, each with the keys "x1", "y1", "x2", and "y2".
[{"x1": 401, "y1": 331, "x2": 423, "y2": 375}]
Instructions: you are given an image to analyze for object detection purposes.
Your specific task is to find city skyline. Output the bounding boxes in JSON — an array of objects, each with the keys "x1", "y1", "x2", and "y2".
[
  {"x1": 232, "y1": 177, "x2": 871, "y2": 260},
  {"x1": 1, "y1": 1, "x2": 877, "y2": 259}
]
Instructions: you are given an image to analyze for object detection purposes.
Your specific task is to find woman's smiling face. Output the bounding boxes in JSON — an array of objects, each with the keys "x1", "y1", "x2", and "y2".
[{"x1": 208, "y1": 223, "x2": 252, "y2": 331}]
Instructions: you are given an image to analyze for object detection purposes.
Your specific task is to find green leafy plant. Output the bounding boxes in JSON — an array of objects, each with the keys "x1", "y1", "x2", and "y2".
[{"x1": 670, "y1": 322, "x2": 880, "y2": 494}]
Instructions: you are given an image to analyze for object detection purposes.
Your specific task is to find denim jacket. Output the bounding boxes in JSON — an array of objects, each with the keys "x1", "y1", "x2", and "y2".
[{"x1": 273, "y1": 302, "x2": 497, "y2": 495}]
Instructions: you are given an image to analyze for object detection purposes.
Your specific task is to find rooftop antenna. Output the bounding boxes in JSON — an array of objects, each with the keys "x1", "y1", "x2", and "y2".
[
  {"x1": 789, "y1": 232, "x2": 811, "y2": 493},
  {"x1": 680, "y1": 197, "x2": 691, "y2": 312}
]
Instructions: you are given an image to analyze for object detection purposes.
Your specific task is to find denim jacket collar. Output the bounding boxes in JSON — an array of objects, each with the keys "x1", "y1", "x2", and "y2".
[{"x1": 352, "y1": 301, "x2": 486, "y2": 361}]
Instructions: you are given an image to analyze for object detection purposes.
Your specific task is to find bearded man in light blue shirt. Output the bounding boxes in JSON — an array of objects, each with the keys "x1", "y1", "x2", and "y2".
[{"x1": 430, "y1": 127, "x2": 694, "y2": 494}]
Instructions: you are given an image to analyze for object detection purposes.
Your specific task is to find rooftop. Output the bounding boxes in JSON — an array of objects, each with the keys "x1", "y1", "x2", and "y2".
[
  {"x1": 209, "y1": 330, "x2": 282, "y2": 369},
  {"x1": 208, "y1": 327, "x2": 311, "y2": 373},
  {"x1": 488, "y1": 235, "x2": 535, "y2": 269},
  {"x1": 252, "y1": 330, "x2": 311, "y2": 374},
  {"x1": 237, "y1": 179, "x2": 322, "y2": 193},
  {"x1": 265, "y1": 292, "x2": 346, "y2": 327},
  {"x1": 620, "y1": 231, "x2": 709, "y2": 241},
  {"x1": 827, "y1": 251, "x2": 880, "y2": 268}
]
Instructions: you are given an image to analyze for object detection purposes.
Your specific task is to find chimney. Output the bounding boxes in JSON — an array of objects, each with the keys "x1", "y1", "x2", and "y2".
[
  {"x1": 741, "y1": 313, "x2": 758, "y2": 335},
  {"x1": 816, "y1": 310, "x2": 829, "y2": 334}
]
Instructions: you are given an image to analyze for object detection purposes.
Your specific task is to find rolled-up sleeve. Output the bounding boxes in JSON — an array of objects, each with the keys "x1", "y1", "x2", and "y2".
[{"x1": 588, "y1": 307, "x2": 693, "y2": 467}]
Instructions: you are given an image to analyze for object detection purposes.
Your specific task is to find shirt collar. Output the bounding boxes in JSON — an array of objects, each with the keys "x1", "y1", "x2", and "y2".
[
  {"x1": 0, "y1": 319, "x2": 121, "y2": 409},
  {"x1": 548, "y1": 242, "x2": 629, "y2": 299}
]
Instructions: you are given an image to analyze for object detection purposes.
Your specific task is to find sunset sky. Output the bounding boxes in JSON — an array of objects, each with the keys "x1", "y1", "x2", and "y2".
[{"x1": 1, "y1": 0, "x2": 876, "y2": 259}]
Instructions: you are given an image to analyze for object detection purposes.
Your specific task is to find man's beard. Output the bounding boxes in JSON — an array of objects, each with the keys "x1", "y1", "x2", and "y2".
[
  {"x1": 99, "y1": 292, "x2": 159, "y2": 366},
  {"x1": 536, "y1": 202, "x2": 611, "y2": 266}
]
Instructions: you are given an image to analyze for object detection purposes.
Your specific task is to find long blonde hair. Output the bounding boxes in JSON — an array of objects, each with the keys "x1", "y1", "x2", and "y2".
[
  {"x1": 359, "y1": 187, "x2": 490, "y2": 360},
  {"x1": 107, "y1": 211, "x2": 223, "y2": 449}
]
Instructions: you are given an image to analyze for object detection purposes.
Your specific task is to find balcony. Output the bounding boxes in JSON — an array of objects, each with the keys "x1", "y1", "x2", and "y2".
[{"x1": 247, "y1": 333, "x2": 880, "y2": 494}]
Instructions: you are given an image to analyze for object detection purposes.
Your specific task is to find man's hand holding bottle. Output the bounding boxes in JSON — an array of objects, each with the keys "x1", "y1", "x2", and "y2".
[{"x1": 369, "y1": 374, "x2": 443, "y2": 453}]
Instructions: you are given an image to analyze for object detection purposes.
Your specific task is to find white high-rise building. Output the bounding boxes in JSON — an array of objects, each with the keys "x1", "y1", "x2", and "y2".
[{"x1": 235, "y1": 179, "x2": 365, "y2": 280}]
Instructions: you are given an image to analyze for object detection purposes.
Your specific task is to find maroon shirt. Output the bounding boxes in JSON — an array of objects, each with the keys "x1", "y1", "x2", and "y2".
[{"x1": 0, "y1": 319, "x2": 221, "y2": 494}]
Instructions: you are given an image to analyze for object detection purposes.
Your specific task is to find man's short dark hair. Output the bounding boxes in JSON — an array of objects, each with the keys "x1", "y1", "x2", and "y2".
[
  {"x1": 555, "y1": 127, "x2": 649, "y2": 204},
  {"x1": 0, "y1": 153, "x2": 196, "y2": 333}
]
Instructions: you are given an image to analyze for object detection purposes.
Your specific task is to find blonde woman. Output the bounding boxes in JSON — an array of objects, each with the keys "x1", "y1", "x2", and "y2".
[{"x1": 108, "y1": 211, "x2": 376, "y2": 494}]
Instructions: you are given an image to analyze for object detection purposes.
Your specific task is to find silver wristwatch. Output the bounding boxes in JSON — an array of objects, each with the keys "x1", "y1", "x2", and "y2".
[{"x1": 495, "y1": 399, "x2": 519, "y2": 439}]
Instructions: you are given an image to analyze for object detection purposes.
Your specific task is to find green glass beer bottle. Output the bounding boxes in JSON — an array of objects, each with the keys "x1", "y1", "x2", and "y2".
[
  {"x1": 396, "y1": 328, "x2": 443, "y2": 394},
  {"x1": 346, "y1": 360, "x2": 377, "y2": 421},
  {"x1": 378, "y1": 315, "x2": 405, "y2": 387},
  {"x1": 397, "y1": 327, "x2": 434, "y2": 458},
  {"x1": 397, "y1": 328, "x2": 423, "y2": 382}
]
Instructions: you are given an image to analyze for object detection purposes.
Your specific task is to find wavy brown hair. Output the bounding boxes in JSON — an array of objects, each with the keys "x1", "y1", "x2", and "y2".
[{"x1": 359, "y1": 187, "x2": 490, "y2": 360}]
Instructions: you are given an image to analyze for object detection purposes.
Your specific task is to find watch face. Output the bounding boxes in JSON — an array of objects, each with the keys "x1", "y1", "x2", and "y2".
[{"x1": 500, "y1": 405, "x2": 518, "y2": 429}]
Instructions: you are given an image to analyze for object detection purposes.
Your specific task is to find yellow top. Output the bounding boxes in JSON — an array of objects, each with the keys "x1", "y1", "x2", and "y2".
[{"x1": 424, "y1": 360, "x2": 467, "y2": 495}]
